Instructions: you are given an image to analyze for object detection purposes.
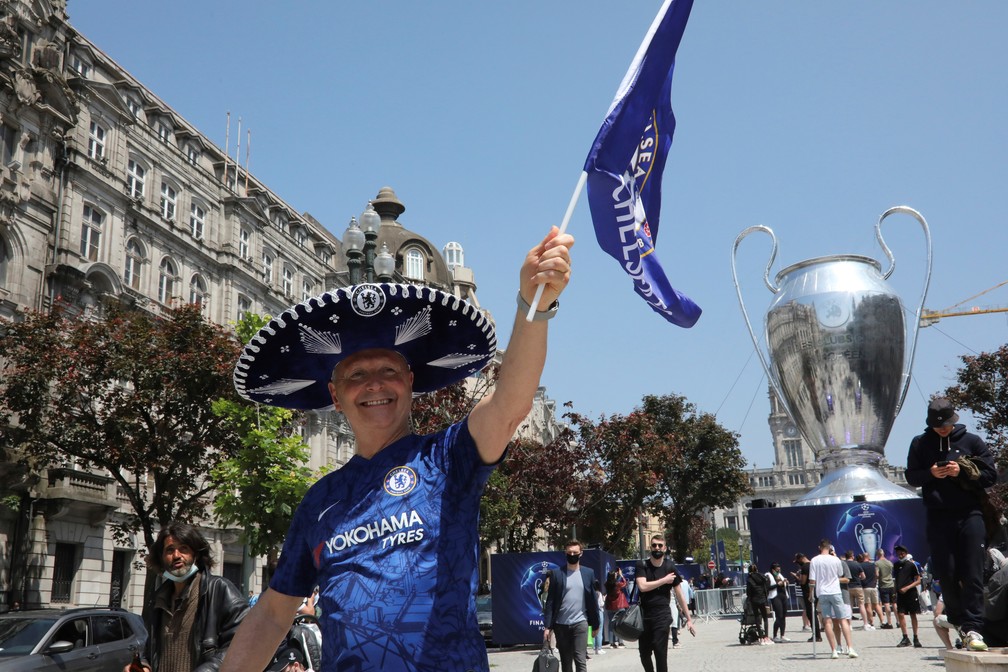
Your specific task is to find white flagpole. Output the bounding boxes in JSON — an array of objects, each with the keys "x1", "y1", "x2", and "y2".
[{"x1": 525, "y1": 170, "x2": 587, "y2": 322}]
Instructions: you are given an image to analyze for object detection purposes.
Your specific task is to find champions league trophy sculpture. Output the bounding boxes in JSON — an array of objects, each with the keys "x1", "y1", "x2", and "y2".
[{"x1": 731, "y1": 206, "x2": 933, "y2": 506}]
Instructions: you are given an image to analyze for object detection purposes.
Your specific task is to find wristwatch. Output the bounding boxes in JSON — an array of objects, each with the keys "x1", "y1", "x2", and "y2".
[{"x1": 516, "y1": 292, "x2": 559, "y2": 321}]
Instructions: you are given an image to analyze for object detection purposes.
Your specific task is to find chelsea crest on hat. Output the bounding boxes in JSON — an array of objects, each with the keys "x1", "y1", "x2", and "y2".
[{"x1": 233, "y1": 283, "x2": 497, "y2": 410}]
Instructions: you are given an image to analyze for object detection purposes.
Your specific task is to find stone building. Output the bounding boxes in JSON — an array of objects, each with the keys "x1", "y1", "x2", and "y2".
[{"x1": 0, "y1": 0, "x2": 561, "y2": 611}]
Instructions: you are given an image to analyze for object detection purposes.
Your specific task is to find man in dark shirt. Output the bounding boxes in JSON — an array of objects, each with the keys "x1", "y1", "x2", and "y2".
[
  {"x1": 893, "y1": 545, "x2": 922, "y2": 648},
  {"x1": 860, "y1": 552, "x2": 882, "y2": 629},
  {"x1": 792, "y1": 552, "x2": 822, "y2": 641},
  {"x1": 635, "y1": 535, "x2": 694, "y2": 672}
]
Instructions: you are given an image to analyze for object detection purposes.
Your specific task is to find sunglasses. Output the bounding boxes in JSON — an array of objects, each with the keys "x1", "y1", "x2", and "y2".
[{"x1": 650, "y1": 543, "x2": 665, "y2": 549}]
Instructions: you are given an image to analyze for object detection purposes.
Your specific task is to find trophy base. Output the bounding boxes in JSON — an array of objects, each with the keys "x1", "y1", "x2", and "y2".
[{"x1": 793, "y1": 464, "x2": 917, "y2": 507}]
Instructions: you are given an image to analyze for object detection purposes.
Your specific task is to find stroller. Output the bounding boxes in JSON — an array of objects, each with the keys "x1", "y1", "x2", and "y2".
[{"x1": 738, "y1": 597, "x2": 765, "y2": 645}]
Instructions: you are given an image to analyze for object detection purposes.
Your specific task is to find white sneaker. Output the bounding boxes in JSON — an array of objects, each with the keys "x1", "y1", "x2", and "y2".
[
  {"x1": 864, "y1": 623, "x2": 875, "y2": 631},
  {"x1": 596, "y1": 649, "x2": 606, "y2": 655},
  {"x1": 848, "y1": 649, "x2": 859, "y2": 659},
  {"x1": 830, "y1": 650, "x2": 839, "y2": 659},
  {"x1": 964, "y1": 631, "x2": 989, "y2": 652},
  {"x1": 773, "y1": 636, "x2": 782, "y2": 643},
  {"x1": 781, "y1": 636, "x2": 792, "y2": 642}
]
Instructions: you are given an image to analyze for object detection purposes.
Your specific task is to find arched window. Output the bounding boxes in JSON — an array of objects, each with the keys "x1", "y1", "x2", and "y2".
[
  {"x1": 189, "y1": 274, "x2": 207, "y2": 306},
  {"x1": 80, "y1": 204, "x2": 104, "y2": 261},
  {"x1": 158, "y1": 257, "x2": 176, "y2": 304},
  {"x1": 124, "y1": 238, "x2": 145, "y2": 290},
  {"x1": 404, "y1": 248, "x2": 424, "y2": 280}
]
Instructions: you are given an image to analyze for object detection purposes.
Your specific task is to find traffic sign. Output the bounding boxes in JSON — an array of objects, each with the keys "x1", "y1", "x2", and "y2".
[{"x1": 707, "y1": 560, "x2": 716, "y2": 569}]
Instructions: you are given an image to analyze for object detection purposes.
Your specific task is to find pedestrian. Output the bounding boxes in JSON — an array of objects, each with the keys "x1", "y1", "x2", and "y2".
[
  {"x1": 876, "y1": 548, "x2": 896, "y2": 629},
  {"x1": 894, "y1": 544, "x2": 923, "y2": 648},
  {"x1": 905, "y1": 397, "x2": 997, "y2": 652},
  {"x1": 636, "y1": 535, "x2": 695, "y2": 672},
  {"x1": 843, "y1": 550, "x2": 868, "y2": 627},
  {"x1": 127, "y1": 522, "x2": 249, "y2": 672},
  {"x1": 859, "y1": 552, "x2": 881, "y2": 629},
  {"x1": 593, "y1": 580, "x2": 606, "y2": 657},
  {"x1": 745, "y1": 563, "x2": 772, "y2": 645},
  {"x1": 767, "y1": 562, "x2": 790, "y2": 642},
  {"x1": 220, "y1": 228, "x2": 575, "y2": 672},
  {"x1": 542, "y1": 540, "x2": 600, "y2": 672},
  {"x1": 792, "y1": 552, "x2": 821, "y2": 642},
  {"x1": 603, "y1": 569, "x2": 628, "y2": 649},
  {"x1": 808, "y1": 539, "x2": 858, "y2": 659}
]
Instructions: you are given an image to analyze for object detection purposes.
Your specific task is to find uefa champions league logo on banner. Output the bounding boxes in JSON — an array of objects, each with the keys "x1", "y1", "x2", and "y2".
[
  {"x1": 835, "y1": 503, "x2": 903, "y2": 557},
  {"x1": 519, "y1": 561, "x2": 560, "y2": 621}
]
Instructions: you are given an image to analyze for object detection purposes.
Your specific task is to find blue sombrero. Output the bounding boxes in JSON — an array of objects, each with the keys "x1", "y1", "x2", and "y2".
[{"x1": 233, "y1": 283, "x2": 497, "y2": 410}]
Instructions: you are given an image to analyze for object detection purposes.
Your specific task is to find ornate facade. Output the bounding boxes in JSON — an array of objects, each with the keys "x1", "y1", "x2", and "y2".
[{"x1": 0, "y1": 0, "x2": 561, "y2": 611}]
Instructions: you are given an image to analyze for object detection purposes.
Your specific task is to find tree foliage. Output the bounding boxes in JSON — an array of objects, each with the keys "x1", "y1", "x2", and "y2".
[
  {"x1": 0, "y1": 304, "x2": 241, "y2": 555},
  {"x1": 945, "y1": 343, "x2": 1008, "y2": 506},
  {"x1": 210, "y1": 313, "x2": 322, "y2": 561}
]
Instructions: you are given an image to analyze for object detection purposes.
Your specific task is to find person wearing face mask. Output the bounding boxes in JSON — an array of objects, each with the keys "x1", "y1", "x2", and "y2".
[
  {"x1": 635, "y1": 535, "x2": 694, "y2": 672},
  {"x1": 127, "y1": 522, "x2": 248, "y2": 672},
  {"x1": 542, "y1": 540, "x2": 600, "y2": 672}
]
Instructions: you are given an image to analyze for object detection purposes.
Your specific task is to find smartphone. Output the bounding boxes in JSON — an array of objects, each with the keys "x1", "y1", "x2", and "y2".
[{"x1": 937, "y1": 460, "x2": 949, "y2": 467}]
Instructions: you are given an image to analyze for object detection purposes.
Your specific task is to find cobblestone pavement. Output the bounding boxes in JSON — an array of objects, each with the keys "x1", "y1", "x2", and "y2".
[{"x1": 486, "y1": 616, "x2": 955, "y2": 671}]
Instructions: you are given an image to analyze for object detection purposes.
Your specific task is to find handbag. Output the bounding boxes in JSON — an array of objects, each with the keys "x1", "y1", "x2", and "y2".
[
  {"x1": 532, "y1": 643, "x2": 559, "y2": 672},
  {"x1": 763, "y1": 603, "x2": 773, "y2": 617},
  {"x1": 612, "y1": 603, "x2": 644, "y2": 641}
]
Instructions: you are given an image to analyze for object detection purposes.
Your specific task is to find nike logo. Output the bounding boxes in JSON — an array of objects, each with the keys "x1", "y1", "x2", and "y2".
[{"x1": 318, "y1": 500, "x2": 341, "y2": 522}]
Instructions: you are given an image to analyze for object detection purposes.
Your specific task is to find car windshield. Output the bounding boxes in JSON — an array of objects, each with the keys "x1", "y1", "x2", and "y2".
[{"x1": 0, "y1": 617, "x2": 57, "y2": 657}]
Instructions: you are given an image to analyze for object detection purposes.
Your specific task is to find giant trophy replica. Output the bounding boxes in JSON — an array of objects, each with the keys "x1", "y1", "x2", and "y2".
[{"x1": 731, "y1": 206, "x2": 933, "y2": 505}]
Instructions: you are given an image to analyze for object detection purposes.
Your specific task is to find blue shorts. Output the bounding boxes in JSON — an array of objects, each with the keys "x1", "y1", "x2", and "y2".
[{"x1": 818, "y1": 593, "x2": 845, "y2": 620}]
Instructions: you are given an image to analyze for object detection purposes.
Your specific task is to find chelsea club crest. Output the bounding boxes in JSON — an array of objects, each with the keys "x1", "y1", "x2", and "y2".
[{"x1": 384, "y1": 466, "x2": 418, "y2": 496}]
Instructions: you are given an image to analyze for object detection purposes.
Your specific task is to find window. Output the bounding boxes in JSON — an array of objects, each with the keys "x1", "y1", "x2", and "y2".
[
  {"x1": 295, "y1": 228, "x2": 306, "y2": 248},
  {"x1": 160, "y1": 181, "x2": 177, "y2": 220},
  {"x1": 318, "y1": 248, "x2": 332, "y2": 265},
  {"x1": 273, "y1": 214, "x2": 288, "y2": 234},
  {"x1": 190, "y1": 203, "x2": 205, "y2": 239},
  {"x1": 2, "y1": 124, "x2": 16, "y2": 165},
  {"x1": 443, "y1": 241, "x2": 464, "y2": 270},
  {"x1": 784, "y1": 439, "x2": 804, "y2": 468},
  {"x1": 725, "y1": 515, "x2": 738, "y2": 531},
  {"x1": 789, "y1": 473, "x2": 807, "y2": 486},
  {"x1": 189, "y1": 274, "x2": 207, "y2": 306},
  {"x1": 262, "y1": 252, "x2": 274, "y2": 285},
  {"x1": 0, "y1": 234, "x2": 11, "y2": 288},
  {"x1": 237, "y1": 294, "x2": 251, "y2": 322},
  {"x1": 239, "y1": 228, "x2": 251, "y2": 260},
  {"x1": 156, "y1": 120, "x2": 172, "y2": 145},
  {"x1": 158, "y1": 257, "x2": 176, "y2": 304},
  {"x1": 51, "y1": 543, "x2": 76, "y2": 604},
  {"x1": 127, "y1": 159, "x2": 145, "y2": 198},
  {"x1": 186, "y1": 144, "x2": 200, "y2": 166},
  {"x1": 92, "y1": 615, "x2": 125, "y2": 644},
  {"x1": 125, "y1": 96, "x2": 142, "y2": 119},
  {"x1": 87, "y1": 121, "x2": 106, "y2": 160},
  {"x1": 79, "y1": 204, "x2": 103, "y2": 261},
  {"x1": 70, "y1": 54, "x2": 91, "y2": 78},
  {"x1": 282, "y1": 267, "x2": 293, "y2": 298},
  {"x1": 404, "y1": 248, "x2": 424, "y2": 280},
  {"x1": 124, "y1": 239, "x2": 144, "y2": 290},
  {"x1": 302, "y1": 277, "x2": 315, "y2": 302}
]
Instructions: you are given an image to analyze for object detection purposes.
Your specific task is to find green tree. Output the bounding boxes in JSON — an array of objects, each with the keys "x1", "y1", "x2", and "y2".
[
  {"x1": 642, "y1": 394, "x2": 752, "y2": 562},
  {"x1": 210, "y1": 313, "x2": 322, "y2": 564},
  {"x1": 0, "y1": 304, "x2": 241, "y2": 562}
]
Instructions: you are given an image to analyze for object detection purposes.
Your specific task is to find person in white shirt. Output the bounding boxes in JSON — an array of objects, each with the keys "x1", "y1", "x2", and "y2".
[{"x1": 808, "y1": 539, "x2": 858, "y2": 659}]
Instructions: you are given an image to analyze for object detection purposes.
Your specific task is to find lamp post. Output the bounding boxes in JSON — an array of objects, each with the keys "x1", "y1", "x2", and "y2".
[
  {"x1": 343, "y1": 217, "x2": 365, "y2": 284},
  {"x1": 359, "y1": 202, "x2": 380, "y2": 283},
  {"x1": 374, "y1": 242, "x2": 395, "y2": 281}
]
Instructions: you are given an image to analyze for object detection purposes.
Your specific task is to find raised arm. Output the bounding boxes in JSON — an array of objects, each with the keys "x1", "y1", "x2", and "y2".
[
  {"x1": 468, "y1": 227, "x2": 574, "y2": 464},
  {"x1": 220, "y1": 588, "x2": 304, "y2": 672}
]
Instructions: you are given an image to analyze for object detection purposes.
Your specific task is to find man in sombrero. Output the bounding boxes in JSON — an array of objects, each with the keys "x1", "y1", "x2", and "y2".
[{"x1": 222, "y1": 227, "x2": 574, "y2": 672}]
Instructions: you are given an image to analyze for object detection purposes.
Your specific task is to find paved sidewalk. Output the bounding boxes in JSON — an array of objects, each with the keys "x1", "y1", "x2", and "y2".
[{"x1": 486, "y1": 617, "x2": 954, "y2": 671}]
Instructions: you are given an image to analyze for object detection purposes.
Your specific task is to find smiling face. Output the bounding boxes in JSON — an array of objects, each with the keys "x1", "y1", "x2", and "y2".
[{"x1": 328, "y1": 349, "x2": 414, "y2": 445}]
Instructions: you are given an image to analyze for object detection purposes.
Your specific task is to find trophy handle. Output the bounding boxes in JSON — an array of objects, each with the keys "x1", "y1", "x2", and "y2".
[
  {"x1": 731, "y1": 226, "x2": 786, "y2": 409},
  {"x1": 876, "y1": 206, "x2": 933, "y2": 414}
]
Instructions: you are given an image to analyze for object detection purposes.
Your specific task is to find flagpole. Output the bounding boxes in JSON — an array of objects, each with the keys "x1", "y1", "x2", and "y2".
[{"x1": 525, "y1": 171, "x2": 587, "y2": 322}]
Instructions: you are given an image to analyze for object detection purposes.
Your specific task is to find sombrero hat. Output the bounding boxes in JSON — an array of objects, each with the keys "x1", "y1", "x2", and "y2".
[{"x1": 233, "y1": 283, "x2": 497, "y2": 410}]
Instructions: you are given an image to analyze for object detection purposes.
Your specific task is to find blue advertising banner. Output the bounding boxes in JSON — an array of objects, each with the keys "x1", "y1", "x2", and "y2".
[
  {"x1": 749, "y1": 498, "x2": 927, "y2": 571},
  {"x1": 490, "y1": 549, "x2": 616, "y2": 646}
]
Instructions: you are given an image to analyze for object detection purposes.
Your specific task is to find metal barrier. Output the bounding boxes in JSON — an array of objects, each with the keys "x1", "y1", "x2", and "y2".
[{"x1": 695, "y1": 585, "x2": 805, "y2": 623}]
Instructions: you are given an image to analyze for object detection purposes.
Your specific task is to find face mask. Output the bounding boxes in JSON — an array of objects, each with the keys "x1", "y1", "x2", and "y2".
[
  {"x1": 566, "y1": 553, "x2": 581, "y2": 565},
  {"x1": 162, "y1": 563, "x2": 198, "y2": 583},
  {"x1": 651, "y1": 550, "x2": 665, "y2": 560}
]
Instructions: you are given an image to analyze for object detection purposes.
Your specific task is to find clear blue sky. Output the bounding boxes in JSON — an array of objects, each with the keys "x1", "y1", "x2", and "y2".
[{"x1": 69, "y1": 1, "x2": 1008, "y2": 470}]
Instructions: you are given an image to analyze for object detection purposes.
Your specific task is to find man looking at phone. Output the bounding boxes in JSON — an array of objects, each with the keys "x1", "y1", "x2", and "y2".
[{"x1": 905, "y1": 397, "x2": 997, "y2": 651}]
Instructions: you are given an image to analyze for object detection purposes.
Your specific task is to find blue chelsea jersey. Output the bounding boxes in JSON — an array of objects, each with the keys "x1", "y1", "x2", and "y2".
[{"x1": 270, "y1": 419, "x2": 497, "y2": 672}]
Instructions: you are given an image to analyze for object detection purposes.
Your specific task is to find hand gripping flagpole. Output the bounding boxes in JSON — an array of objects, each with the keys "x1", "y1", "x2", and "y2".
[{"x1": 525, "y1": 171, "x2": 587, "y2": 322}]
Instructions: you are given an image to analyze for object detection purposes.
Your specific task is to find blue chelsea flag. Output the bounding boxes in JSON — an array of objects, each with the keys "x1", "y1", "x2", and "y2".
[{"x1": 583, "y1": 0, "x2": 700, "y2": 328}]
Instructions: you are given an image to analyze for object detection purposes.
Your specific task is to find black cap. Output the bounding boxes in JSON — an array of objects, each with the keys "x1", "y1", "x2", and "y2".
[
  {"x1": 927, "y1": 397, "x2": 959, "y2": 428},
  {"x1": 893, "y1": 544, "x2": 908, "y2": 554},
  {"x1": 267, "y1": 646, "x2": 306, "y2": 672}
]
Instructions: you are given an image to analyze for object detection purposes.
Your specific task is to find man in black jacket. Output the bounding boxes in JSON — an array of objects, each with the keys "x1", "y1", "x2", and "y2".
[
  {"x1": 543, "y1": 540, "x2": 599, "y2": 672},
  {"x1": 635, "y1": 535, "x2": 694, "y2": 672},
  {"x1": 130, "y1": 522, "x2": 249, "y2": 672},
  {"x1": 905, "y1": 397, "x2": 997, "y2": 652}
]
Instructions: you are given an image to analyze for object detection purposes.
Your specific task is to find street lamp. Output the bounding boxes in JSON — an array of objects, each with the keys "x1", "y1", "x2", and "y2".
[
  {"x1": 343, "y1": 217, "x2": 365, "y2": 284},
  {"x1": 374, "y1": 242, "x2": 395, "y2": 281},
  {"x1": 359, "y1": 202, "x2": 380, "y2": 283}
]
